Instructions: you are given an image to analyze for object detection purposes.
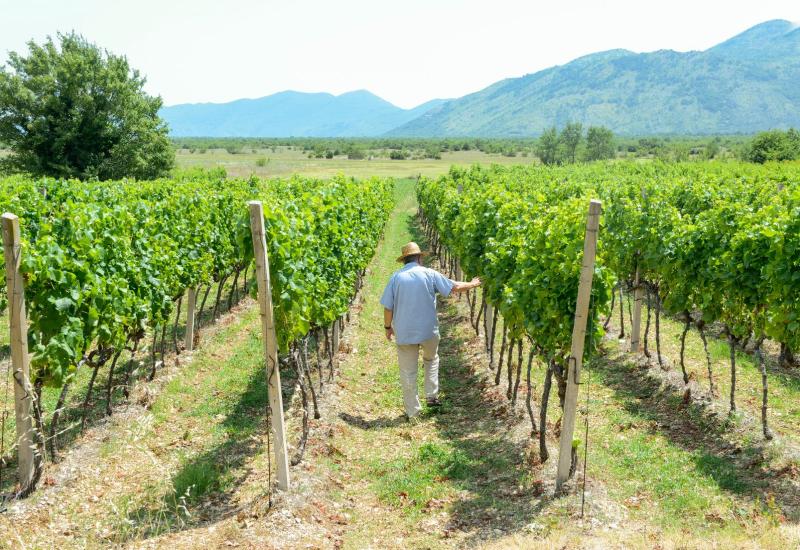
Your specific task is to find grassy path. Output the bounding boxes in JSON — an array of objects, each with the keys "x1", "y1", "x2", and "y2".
[
  {"x1": 2, "y1": 179, "x2": 800, "y2": 548},
  {"x1": 296, "y1": 179, "x2": 800, "y2": 548},
  {"x1": 304, "y1": 179, "x2": 545, "y2": 548}
]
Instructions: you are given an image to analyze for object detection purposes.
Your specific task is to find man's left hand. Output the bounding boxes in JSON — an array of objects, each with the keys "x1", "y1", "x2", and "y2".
[{"x1": 385, "y1": 327, "x2": 394, "y2": 341}]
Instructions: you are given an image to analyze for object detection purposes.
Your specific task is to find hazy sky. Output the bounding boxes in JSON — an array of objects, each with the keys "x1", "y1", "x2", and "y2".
[{"x1": 1, "y1": 0, "x2": 798, "y2": 108}]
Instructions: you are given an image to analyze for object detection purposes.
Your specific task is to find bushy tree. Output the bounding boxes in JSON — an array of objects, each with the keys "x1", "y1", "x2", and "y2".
[
  {"x1": 389, "y1": 149, "x2": 408, "y2": 160},
  {"x1": 560, "y1": 122, "x2": 583, "y2": 163},
  {"x1": 704, "y1": 138, "x2": 721, "y2": 160},
  {"x1": 584, "y1": 126, "x2": 615, "y2": 161},
  {"x1": 0, "y1": 32, "x2": 173, "y2": 180},
  {"x1": 346, "y1": 147, "x2": 365, "y2": 160},
  {"x1": 747, "y1": 129, "x2": 800, "y2": 164},
  {"x1": 537, "y1": 127, "x2": 560, "y2": 165}
]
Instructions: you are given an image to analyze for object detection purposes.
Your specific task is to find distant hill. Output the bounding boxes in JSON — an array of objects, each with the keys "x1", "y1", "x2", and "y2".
[
  {"x1": 389, "y1": 19, "x2": 800, "y2": 136},
  {"x1": 160, "y1": 90, "x2": 446, "y2": 137},
  {"x1": 161, "y1": 20, "x2": 800, "y2": 137}
]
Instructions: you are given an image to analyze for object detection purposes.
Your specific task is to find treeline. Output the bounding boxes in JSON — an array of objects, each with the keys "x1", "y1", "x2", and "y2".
[
  {"x1": 170, "y1": 137, "x2": 539, "y2": 158},
  {"x1": 536, "y1": 123, "x2": 615, "y2": 165},
  {"x1": 169, "y1": 133, "x2": 768, "y2": 164}
]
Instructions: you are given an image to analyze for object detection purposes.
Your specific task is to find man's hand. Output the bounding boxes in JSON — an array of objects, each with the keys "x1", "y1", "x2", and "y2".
[
  {"x1": 385, "y1": 327, "x2": 394, "y2": 341},
  {"x1": 452, "y1": 276, "x2": 482, "y2": 294}
]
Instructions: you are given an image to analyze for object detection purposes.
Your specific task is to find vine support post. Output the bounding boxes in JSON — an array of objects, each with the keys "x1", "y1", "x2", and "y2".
[
  {"x1": 630, "y1": 266, "x2": 643, "y2": 353},
  {"x1": 2, "y1": 213, "x2": 36, "y2": 493},
  {"x1": 484, "y1": 302, "x2": 494, "y2": 351},
  {"x1": 185, "y1": 287, "x2": 197, "y2": 351},
  {"x1": 555, "y1": 200, "x2": 601, "y2": 494},
  {"x1": 248, "y1": 201, "x2": 291, "y2": 491},
  {"x1": 332, "y1": 317, "x2": 341, "y2": 362}
]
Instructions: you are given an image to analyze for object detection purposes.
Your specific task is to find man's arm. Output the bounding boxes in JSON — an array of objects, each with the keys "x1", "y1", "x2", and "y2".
[
  {"x1": 384, "y1": 308, "x2": 394, "y2": 341},
  {"x1": 450, "y1": 277, "x2": 482, "y2": 294}
]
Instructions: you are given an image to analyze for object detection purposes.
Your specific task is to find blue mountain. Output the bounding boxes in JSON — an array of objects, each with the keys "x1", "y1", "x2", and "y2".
[{"x1": 160, "y1": 90, "x2": 446, "y2": 137}]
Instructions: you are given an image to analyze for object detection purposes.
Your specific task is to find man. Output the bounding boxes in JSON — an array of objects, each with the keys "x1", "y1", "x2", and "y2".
[{"x1": 380, "y1": 241, "x2": 481, "y2": 420}]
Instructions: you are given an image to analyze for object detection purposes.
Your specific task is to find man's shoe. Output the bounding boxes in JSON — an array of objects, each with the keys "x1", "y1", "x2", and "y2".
[{"x1": 426, "y1": 397, "x2": 442, "y2": 408}]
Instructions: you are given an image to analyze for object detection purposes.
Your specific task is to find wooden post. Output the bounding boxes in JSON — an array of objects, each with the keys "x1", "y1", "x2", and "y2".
[
  {"x1": 484, "y1": 302, "x2": 494, "y2": 349},
  {"x1": 555, "y1": 200, "x2": 602, "y2": 493},
  {"x1": 248, "y1": 201, "x2": 291, "y2": 491},
  {"x1": 630, "y1": 267, "x2": 643, "y2": 353},
  {"x1": 2, "y1": 213, "x2": 36, "y2": 493},
  {"x1": 332, "y1": 318, "x2": 340, "y2": 358},
  {"x1": 184, "y1": 287, "x2": 197, "y2": 351}
]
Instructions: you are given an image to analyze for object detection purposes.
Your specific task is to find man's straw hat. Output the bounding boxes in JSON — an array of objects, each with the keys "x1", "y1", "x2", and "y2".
[{"x1": 396, "y1": 241, "x2": 428, "y2": 263}]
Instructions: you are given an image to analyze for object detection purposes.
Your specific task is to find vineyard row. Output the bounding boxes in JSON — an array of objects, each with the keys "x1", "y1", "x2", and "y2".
[
  {"x1": 416, "y1": 161, "x2": 799, "y2": 471},
  {"x1": 0, "y1": 170, "x2": 394, "y2": 496}
]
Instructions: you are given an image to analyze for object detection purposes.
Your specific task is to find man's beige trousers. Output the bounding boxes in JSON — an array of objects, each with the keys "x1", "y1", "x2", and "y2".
[{"x1": 396, "y1": 335, "x2": 440, "y2": 417}]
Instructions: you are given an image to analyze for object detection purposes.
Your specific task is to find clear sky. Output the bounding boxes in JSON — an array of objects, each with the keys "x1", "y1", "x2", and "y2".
[{"x1": 1, "y1": 0, "x2": 798, "y2": 109}]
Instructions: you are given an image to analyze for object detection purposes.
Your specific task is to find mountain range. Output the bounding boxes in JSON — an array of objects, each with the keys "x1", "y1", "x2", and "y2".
[
  {"x1": 160, "y1": 20, "x2": 800, "y2": 137},
  {"x1": 161, "y1": 90, "x2": 447, "y2": 137}
]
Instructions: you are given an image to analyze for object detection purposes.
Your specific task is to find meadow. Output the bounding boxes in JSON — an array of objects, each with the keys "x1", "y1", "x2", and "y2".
[{"x1": 173, "y1": 146, "x2": 535, "y2": 179}]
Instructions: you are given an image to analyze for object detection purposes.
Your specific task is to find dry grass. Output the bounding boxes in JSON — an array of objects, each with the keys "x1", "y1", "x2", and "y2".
[{"x1": 175, "y1": 147, "x2": 533, "y2": 180}]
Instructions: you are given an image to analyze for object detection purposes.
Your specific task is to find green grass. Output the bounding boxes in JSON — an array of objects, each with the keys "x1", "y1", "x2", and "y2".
[
  {"x1": 366, "y1": 442, "x2": 471, "y2": 516},
  {"x1": 101, "y1": 304, "x2": 276, "y2": 542},
  {"x1": 0, "y1": 274, "x2": 248, "y2": 493},
  {"x1": 609, "y1": 293, "x2": 800, "y2": 444}
]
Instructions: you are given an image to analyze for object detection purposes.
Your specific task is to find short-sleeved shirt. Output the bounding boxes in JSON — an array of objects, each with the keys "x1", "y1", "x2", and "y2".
[{"x1": 380, "y1": 261, "x2": 454, "y2": 345}]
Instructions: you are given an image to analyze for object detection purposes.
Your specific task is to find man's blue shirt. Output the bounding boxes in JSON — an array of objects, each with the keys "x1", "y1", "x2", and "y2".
[{"x1": 380, "y1": 261, "x2": 454, "y2": 345}]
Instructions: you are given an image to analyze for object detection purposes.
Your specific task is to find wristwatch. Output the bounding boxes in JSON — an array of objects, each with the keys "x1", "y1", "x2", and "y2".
[{"x1": 384, "y1": 326, "x2": 392, "y2": 330}]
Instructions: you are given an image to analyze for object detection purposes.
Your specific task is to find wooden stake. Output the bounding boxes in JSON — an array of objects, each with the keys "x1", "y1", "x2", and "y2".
[
  {"x1": 2, "y1": 213, "x2": 36, "y2": 493},
  {"x1": 630, "y1": 266, "x2": 643, "y2": 353},
  {"x1": 555, "y1": 200, "x2": 602, "y2": 493},
  {"x1": 184, "y1": 287, "x2": 197, "y2": 351},
  {"x1": 484, "y1": 302, "x2": 494, "y2": 351},
  {"x1": 332, "y1": 318, "x2": 340, "y2": 362},
  {"x1": 248, "y1": 201, "x2": 291, "y2": 491}
]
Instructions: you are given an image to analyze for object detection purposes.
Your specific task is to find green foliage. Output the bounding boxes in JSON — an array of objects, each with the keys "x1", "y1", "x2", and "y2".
[
  {"x1": 417, "y1": 165, "x2": 614, "y2": 361},
  {"x1": 0, "y1": 172, "x2": 393, "y2": 387},
  {"x1": 423, "y1": 145, "x2": 442, "y2": 159},
  {"x1": 560, "y1": 122, "x2": 583, "y2": 163},
  {"x1": 418, "y1": 161, "x2": 800, "y2": 363},
  {"x1": 537, "y1": 127, "x2": 560, "y2": 165},
  {"x1": 538, "y1": 124, "x2": 614, "y2": 164},
  {"x1": 389, "y1": 149, "x2": 408, "y2": 160},
  {"x1": 747, "y1": 129, "x2": 800, "y2": 163},
  {"x1": 584, "y1": 126, "x2": 615, "y2": 161},
  {"x1": 0, "y1": 32, "x2": 174, "y2": 180},
  {"x1": 346, "y1": 147, "x2": 366, "y2": 160}
]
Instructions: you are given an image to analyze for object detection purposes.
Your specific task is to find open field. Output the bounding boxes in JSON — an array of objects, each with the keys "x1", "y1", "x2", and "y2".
[{"x1": 174, "y1": 147, "x2": 536, "y2": 179}]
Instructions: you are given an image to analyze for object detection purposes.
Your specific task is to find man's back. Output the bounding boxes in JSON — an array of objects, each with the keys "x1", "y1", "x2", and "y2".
[{"x1": 380, "y1": 262, "x2": 453, "y2": 345}]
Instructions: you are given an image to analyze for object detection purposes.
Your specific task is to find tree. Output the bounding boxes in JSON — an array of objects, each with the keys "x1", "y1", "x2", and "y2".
[
  {"x1": 704, "y1": 138, "x2": 721, "y2": 160},
  {"x1": 0, "y1": 32, "x2": 173, "y2": 180},
  {"x1": 584, "y1": 126, "x2": 615, "y2": 161},
  {"x1": 537, "y1": 127, "x2": 560, "y2": 165},
  {"x1": 747, "y1": 129, "x2": 800, "y2": 164},
  {"x1": 560, "y1": 122, "x2": 583, "y2": 163}
]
